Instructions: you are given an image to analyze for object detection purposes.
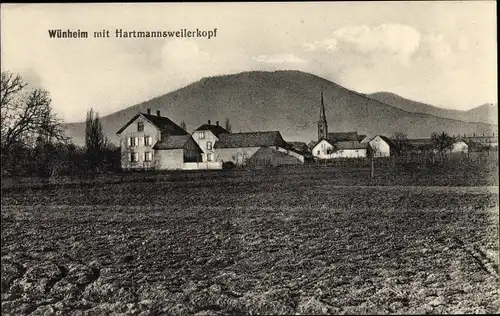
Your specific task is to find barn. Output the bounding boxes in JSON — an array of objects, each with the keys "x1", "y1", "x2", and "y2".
[{"x1": 214, "y1": 131, "x2": 305, "y2": 167}]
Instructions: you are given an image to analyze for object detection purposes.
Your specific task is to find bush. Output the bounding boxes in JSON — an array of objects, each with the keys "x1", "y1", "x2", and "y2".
[{"x1": 222, "y1": 161, "x2": 235, "y2": 169}]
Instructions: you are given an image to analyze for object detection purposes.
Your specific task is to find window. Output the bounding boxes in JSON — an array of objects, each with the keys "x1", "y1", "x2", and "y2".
[
  {"x1": 207, "y1": 141, "x2": 212, "y2": 150},
  {"x1": 137, "y1": 122, "x2": 144, "y2": 132},
  {"x1": 144, "y1": 136, "x2": 152, "y2": 146},
  {"x1": 128, "y1": 137, "x2": 137, "y2": 147},
  {"x1": 130, "y1": 152, "x2": 139, "y2": 162},
  {"x1": 199, "y1": 132, "x2": 205, "y2": 139},
  {"x1": 317, "y1": 150, "x2": 320, "y2": 155},
  {"x1": 144, "y1": 152, "x2": 152, "y2": 162},
  {"x1": 207, "y1": 153, "x2": 213, "y2": 161}
]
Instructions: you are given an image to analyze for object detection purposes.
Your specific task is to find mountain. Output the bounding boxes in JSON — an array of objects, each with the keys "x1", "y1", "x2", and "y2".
[
  {"x1": 63, "y1": 70, "x2": 496, "y2": 146},
  {"x1": 366, "y1": 92, "x2": 498, "y2": 125}
]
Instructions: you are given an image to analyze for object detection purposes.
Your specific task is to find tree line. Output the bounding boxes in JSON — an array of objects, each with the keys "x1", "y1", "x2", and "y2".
[{"x1": 1, "y1": 71, "x2": 119, "y2": 178}]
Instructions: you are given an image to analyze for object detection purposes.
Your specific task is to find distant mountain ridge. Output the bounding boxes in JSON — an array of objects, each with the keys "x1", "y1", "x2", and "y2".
[
  {"x1": 366, "y1": 92, "x2": 498, "y2": 125},
  {"x1": 63, "y1": 70, "x2": 496, "y2": 146}
]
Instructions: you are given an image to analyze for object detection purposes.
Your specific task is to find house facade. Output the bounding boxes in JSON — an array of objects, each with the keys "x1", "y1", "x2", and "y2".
[
  {"x1": 451, "y1": 140, "x2": 468, "y2": 153},
  {"x1": 116, "y1": 109, "x2": 206, "y2": 170},
  {"x1": 192, "y1": 120, "x2": 229, "y2": 162},
  {"x1": 361, "y1": 135, "x2": 396, "y2": 157}
]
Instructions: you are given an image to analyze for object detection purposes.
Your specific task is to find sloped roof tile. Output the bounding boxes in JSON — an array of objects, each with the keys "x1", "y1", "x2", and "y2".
[
  {"x1": 214, "y1": 131, "x2": 288, "y2": 148},
  {"x1": 116, "y1": 112, "x2": 187, "y2": 135}
]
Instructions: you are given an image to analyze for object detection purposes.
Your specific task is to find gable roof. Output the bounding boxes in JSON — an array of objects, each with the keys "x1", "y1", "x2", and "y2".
[
  {"x1": 334, "y1": 141, "x2": 369, "y2": 150},
  {"x1": 288, "y1": 141, "x2": 310, "y2": 152},
  {"x1": 194, "y1": 124, "x2": 229, "y2": 137},
  {"x1": 153, "y1": 135, "x2": 194, "y2": 150},
  {"x1": 375, "y1": 135, "x2": 397, "y2": 149},
  {"x1": 116, "y1": 112, "x2": 187, "y2": 135},
  {"x1": 214, "y1": 131, "x2": 288, "y2": 149},
  {"x1": 327, "y1": 132, "x2": 359, "y2": 142}
]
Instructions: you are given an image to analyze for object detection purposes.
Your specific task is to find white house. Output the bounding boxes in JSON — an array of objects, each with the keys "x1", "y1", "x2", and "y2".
[
  {"x1": 116, "y1": 109, "x2": 206, "y2": 170},
  {"x1": 451, "y1": 140, "x2": 468, "y2": 153},
  {"x1": 362, "y1": 135, "x2": 396, "y2": 157},
  {"x1": 312, "y1": 139, "x2": 368, "y2": 159},
  {"x1": 192, "y1": 120, "x2": 229, "y2": 162}
]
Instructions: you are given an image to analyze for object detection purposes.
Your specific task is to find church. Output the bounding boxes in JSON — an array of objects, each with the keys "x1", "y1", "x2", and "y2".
[{"x1": 311, "y1": 89, "x2": 368, "y2": 159}]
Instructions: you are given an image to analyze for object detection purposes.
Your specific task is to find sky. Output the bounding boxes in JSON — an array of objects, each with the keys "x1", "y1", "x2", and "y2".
[{"x1": 1, "y1": 2, "x2": 497, "y2": 123}]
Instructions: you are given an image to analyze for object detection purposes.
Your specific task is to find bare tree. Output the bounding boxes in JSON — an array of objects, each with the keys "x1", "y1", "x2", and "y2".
[
  {"x1": 1, "y1": 71, "x2": 67, "y2": 151},
  {"x1": 431, "y1": 131, "x2": 455, "y2": 154},
  {"x1": 180, "y1": 120, "x2": 187, "y2": 131},
  {"x1": 225, "y1": 118, "x2": 232, "y2": 133},
  {"x1": 392, "y1": 132, "x2": 411, "y2": 156},
  {"x1": 85, "y1": 108, "x2": 108, "y2": 173}
]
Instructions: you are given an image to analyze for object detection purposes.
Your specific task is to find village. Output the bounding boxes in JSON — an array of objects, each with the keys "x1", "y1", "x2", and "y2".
[{"x1": 116, "y1": 91, "x2": 498, "y2": 171}]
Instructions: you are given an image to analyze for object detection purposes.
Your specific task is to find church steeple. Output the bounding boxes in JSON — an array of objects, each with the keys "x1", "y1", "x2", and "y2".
[{"x1": 318, "y1": 88, "x2": 328, "y2": 140}]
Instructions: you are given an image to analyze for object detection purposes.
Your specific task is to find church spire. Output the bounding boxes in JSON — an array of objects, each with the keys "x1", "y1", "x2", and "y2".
[
  {"x1": 320, "y1": 88, "x2": 326, "y2": 120},
  {"x1": 318, "y1": 87, "x2": 328, "y2": 141}
]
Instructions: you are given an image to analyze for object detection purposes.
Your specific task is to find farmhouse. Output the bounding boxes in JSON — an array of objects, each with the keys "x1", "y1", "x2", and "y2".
[
  {"x1": 312, "y1": 138, "x2": 368, "y2": 159},
  {"x1": 192, "y1": 120, "x2": 229, "y2": 162},
  {"x1": 214, "y1": 131, "x2": 305, "y2": 167},
  {"x1": 116, "y1": 109, "x2": 206, "y2": 170},
  {"x1": 361, "y1": 135, "x2": 397, "y2": 157}
]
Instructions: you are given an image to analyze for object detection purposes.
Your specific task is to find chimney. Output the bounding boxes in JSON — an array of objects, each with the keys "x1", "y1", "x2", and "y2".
[
  {"x1": 157, "y1": 110, "x2": 161, "y2": 116},
  {"x1": 216, "y1": 121, "x2": 219, "y2": 126},
  {"x1": 147, "y1": 108, "x2": 151, "y2": 115},
  {"x1": 208, "y1": 120, "x2": 211, "y2": 125}
]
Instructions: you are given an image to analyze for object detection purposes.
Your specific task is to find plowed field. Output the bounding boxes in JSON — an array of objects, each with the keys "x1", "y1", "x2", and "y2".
[{"x1": 2, "y1": 169, "x2": 499, "y2": 315}]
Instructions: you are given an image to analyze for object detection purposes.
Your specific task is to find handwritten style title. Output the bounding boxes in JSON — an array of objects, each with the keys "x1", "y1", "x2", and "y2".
[{"x1": 48, "y1": 28, "x2": 218, "y2": 39}]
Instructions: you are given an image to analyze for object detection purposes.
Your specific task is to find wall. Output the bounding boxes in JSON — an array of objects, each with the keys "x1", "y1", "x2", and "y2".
[
  {"x1": 154, "y1": 149, "x2": 184, "y2": 170},
  {"x1": 182, "y1": 162, "x2": 223, "y2": 170},
  {"x1": 192, "y1": 130, "x2": 219, "y2": 162},
  {"x1": 451, "y1": 141, "x2": 468, "y2": 153},
  {"x1": 215, "y1": 147, "x2": 261, "y2": 165},
  {"x1": 119, "y1": 116, "x2": 161, "y2": 170},
  {"x1": 312, "y1": 140, "x2": 335, "y2": 159},
  {"x1": 248, "y1": 147, "x2": 304, "y2": 166},
  {"x1": 274, "y1": 146, "x2": 305, "y2": 162},
  {"x1": 332, "y1": 149, "x2": 367, "y2": 158},
  {"x1": 369, "y1": 136, "x2": 391, "y2": 157},
  {"x1": 183, "y1": 137, "x2": 203, "y2": 162}
]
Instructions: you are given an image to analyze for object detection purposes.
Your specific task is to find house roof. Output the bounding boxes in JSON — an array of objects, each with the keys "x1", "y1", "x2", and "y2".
[
  {"x1": 214, "y1": 131, "x2": 288, "y2": 149},
  {"x1": 408, "y1": 138, "x2": 433, "y2": 145},
  {"x1": 376, "y1": 135, "x2": 397, "y2": 149},
  {"x1": 358, "y1": 134, "x2": 367, "y2": 141},
  {"x1": 288, "y1": 141, "x2": 309, "y2": 150},
  {"x1": 116, "y1": 112, "x2": 187, "y2": 135},
  {"x1": 334, "y1": 141, "x2": 369, "y2": 150},
  {"x1": 153, "y1": 135, "x2": 193, "y2": 150},
  {"x1": 327, "y1": 132, "x2": 359, "y2": 142},
  {"x1": 194, "y1": 124, "x2": 229, "y2": 137}
]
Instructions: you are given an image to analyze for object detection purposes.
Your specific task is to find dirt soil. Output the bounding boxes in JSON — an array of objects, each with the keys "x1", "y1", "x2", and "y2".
[{"x1": 1, "y1": 169, "x2": 499, "y2": 315}]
